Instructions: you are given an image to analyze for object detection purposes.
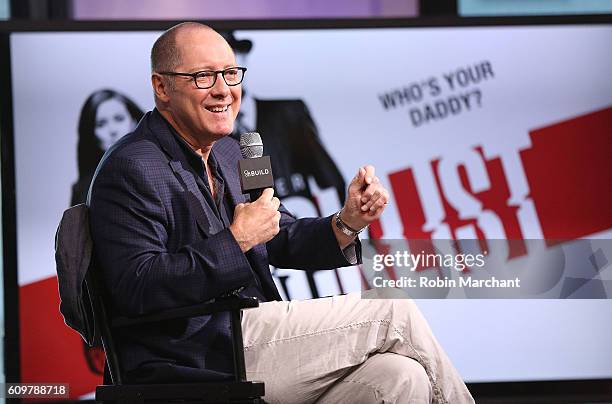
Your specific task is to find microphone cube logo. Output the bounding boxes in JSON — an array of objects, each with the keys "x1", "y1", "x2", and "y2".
[
  {"x1": 243, "y1": 168, "x2": 271, "y2": 177},
  {"x1": 238, "y1": 156, "x2": 274, "y2": 192}
]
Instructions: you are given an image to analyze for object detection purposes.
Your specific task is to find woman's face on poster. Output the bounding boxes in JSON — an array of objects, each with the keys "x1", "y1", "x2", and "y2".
[{"x1": 94, "y1": 98, "x2": 136, "y2": 150}]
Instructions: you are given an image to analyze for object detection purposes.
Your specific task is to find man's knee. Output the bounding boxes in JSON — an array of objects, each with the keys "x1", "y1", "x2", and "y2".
[
  {"x1": 395, "y1": 357, "x2": 432, "y2": 401},
  {"x1": 347, "y1": 352, "x2": 432, "y2": 403}
]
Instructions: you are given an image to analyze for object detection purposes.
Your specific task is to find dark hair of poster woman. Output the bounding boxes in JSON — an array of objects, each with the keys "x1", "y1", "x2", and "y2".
[{"x1": 71, "y1": 89, "x2": 144, "y2": 206}]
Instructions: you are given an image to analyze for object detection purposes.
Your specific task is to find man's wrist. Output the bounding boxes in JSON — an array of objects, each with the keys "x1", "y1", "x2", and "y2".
[
  {"x1": 229, "y1": 224, "x2": 252, "y2": 253},
  {"x1": 335, "y1": 210, "x2": 367, "y2": 238}
]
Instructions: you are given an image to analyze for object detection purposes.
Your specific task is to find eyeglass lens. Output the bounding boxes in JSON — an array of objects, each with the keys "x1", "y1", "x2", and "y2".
[{"x1": 195, "y1": 68, "x2": 244, "y2": 88}]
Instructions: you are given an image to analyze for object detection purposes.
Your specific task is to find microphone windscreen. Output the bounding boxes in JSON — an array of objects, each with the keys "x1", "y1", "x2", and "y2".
[{"x1": 239, "y1": 132, "x2": 264, "y2": 159}]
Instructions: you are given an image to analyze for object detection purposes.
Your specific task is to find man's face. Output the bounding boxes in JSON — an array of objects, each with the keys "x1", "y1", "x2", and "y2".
[{"x1": 165, "y1": 29, "x2": 241, "y2": 142}]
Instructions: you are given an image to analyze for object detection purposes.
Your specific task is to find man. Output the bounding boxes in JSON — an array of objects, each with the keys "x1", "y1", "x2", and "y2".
[{"x1": 88, "y1": 22, "x2": 474, "y2": 403}]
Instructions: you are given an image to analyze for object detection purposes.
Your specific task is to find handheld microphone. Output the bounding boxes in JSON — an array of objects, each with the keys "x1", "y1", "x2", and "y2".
[{"x1": 239, "y1": 132, "x2": 274, "y2": 201}]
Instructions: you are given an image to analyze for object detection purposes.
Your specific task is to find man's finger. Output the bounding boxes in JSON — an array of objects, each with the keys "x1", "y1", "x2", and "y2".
[
  {"x1": 372, "y1": 189, "x2": 390, "y2": 212},
  {"x1": 367, "y1": 197, "x2": 388, "y2": 216},
  {"x1": 362, "y1": 189, "x2": 382, "y2": 211},
  {"x1": 368, "y1": 206, "x2": 384, "y2": 217},
  {"x1": 368, "y1": 194, "x2": 388, "y2": 212},
  {"x1": 349, "y1": 167, "x2": 367, "y2": 189},
  {"x1": 363, "y1": 165, "x2": 376, "y2": 185},
  {"x1": 360, "y1": 181, "x2": 381, "y2": 204},
  {"x1": 257, "y1": 188, "x2": 275, "y2": 202}
]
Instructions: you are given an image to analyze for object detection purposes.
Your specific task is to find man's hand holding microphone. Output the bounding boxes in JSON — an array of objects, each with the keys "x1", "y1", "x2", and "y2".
[{"x1": 230, "y1": 188, "x2": 281, "y2": 253}]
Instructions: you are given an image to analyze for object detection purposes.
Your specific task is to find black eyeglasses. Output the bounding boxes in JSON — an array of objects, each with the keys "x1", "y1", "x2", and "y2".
[{"x1": 158, "y1": 66, "x2": 247, "y2": 89}]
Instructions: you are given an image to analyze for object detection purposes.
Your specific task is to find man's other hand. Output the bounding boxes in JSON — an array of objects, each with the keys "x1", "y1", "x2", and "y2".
[
  {"x1": 341, "y1": 165, "x2": 390, "y2": 231},
  {"x1": 230, "y1": 188, "x2": 281, "y2": 252}
]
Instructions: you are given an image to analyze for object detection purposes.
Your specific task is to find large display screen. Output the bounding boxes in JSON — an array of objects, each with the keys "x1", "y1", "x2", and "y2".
[{"x1": 9, "y1": 23, "x2": 612, "y2": 398}]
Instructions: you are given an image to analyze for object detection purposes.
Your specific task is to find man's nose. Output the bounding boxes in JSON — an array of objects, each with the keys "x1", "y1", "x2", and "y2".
[{"x1": 210, "y1": 72, "x2": 231, "y2": 96}]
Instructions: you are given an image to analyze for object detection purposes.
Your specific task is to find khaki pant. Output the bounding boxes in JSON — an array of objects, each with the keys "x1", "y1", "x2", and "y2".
[{"x1": 242, "y1": 289, "x2": 474, "y2": 404}]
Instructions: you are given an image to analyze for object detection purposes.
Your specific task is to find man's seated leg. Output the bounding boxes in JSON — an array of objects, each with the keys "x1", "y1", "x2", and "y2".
[
  {"x1": 316, "y1": 352, "x2": 432, "y2": 404},
  {"x1": 242, "y1": 290, "x2": 474, "y2": 404}
]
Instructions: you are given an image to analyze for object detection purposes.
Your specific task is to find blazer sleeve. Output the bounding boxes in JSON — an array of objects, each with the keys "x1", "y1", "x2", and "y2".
[
  {"x1": 89, "y1": 156, "x2": 255, "y2": 317},
  {"x1": 266, "y1": 204, "x2": 362, "y2": 270}
]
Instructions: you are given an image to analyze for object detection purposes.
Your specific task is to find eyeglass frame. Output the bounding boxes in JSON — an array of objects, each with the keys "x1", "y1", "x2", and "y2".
[{"x1": 157, "y1": 66, "x2": 247, "y2": 89}]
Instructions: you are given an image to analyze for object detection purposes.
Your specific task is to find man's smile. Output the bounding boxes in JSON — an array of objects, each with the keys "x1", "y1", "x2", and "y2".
[{"x1": 206, "y1": 104, "x2": 230, "y2": 113}]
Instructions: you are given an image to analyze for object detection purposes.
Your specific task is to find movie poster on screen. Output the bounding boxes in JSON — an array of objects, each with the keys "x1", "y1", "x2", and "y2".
[{"x1": 10, "y1": 25, "x2": 612, "y2": 397}]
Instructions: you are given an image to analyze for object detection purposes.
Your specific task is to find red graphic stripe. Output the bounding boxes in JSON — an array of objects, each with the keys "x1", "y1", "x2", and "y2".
[
  {"x1": 521, "y1": 106, "x2": 612, "y2": 240},
  {"x1": 20, "y1": 276, "x2": 102, "y2": 399}
]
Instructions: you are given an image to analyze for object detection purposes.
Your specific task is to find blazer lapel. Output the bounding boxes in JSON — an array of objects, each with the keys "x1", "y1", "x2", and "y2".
[
  {"x1": 148, "y1": 110, "x2": 223, "y2": 236},
  {"x1": 169, "y1": 161, "x2": 223, "y2": 237},
  {"x1": 212, "y1": 147, "x2": 248, "y2": 207}
]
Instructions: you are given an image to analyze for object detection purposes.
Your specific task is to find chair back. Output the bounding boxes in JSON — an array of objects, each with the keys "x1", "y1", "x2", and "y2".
[
  {"x1": 55, "y1": 204, "x2": 99, "y2": 345},
  {"x1": 55, "y1": 204, "x2": 123, "y2": 384}
]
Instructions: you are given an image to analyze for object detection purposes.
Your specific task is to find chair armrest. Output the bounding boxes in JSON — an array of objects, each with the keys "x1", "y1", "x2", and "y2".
[{"x1": 111, "y1": 296, "x2": 259, "y2": 328}]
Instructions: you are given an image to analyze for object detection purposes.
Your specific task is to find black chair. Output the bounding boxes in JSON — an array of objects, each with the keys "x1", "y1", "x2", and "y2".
[{"x1": 55, "y1": 204, "x2": 266, "y2": 403}]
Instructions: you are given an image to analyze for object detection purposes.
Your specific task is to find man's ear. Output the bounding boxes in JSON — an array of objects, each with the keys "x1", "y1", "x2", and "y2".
[{"x1": 152, "y1": 73, "x2": 171, "y2": 103}]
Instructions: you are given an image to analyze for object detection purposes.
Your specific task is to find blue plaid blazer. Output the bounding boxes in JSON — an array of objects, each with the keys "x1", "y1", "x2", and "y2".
[{"x1": 88, "y1": 109, "x2": 358, "y2": 383}]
